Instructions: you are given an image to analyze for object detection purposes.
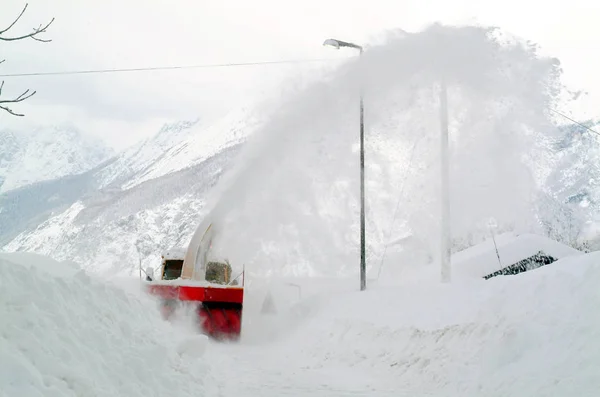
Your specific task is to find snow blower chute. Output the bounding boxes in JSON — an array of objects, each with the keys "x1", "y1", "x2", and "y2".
[{"x1": 145, "y1": 223, "x2": 244, "y2": 341}]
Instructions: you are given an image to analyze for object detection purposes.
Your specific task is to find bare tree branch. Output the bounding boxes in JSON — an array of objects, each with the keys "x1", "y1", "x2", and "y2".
[
  {"x1": 29, "y1": 20, "x2": 55, "y2": 42},
  {"x1": 0, "y1": 88, "x2": 36, "y2": 104},
  {"x1": 0, "y1": 15, "x2": 55, "y2": 42},
  {"x1": 0, "y1": 3, "x2": 28, "y2": 35},
  {"x1": 0, "y1": 104, "x2": 25, "y2": 116},
  {"x1": 0, "y1": 4, "x2": 54, "y2": 116},
  {"x1": 0, "y1": 3, "x2": 54, "y2": 42},
  {"x1": 0, "y1": 82, "x2": 36, "y2": 116}
]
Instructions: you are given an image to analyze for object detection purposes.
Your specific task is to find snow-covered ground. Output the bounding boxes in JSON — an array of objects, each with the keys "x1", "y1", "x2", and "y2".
[
  {"x1": 205, "y1": 253, "x2": 600, "y2": 396},
  {"x1": 2, "y1": 241, "x2": 599, "y2": 396}
]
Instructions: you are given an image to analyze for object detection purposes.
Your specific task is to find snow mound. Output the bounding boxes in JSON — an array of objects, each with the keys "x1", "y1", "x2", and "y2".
[
  {"x1": 0, "y1": 254, "x2": 212, "y2": 397},
  {"x1": 379, "y1": 232, "x2": 584, "y2": 285},
  {"x1": 452, "y1": 232, "x2": 583, "y2": 279},
  {"x1": 273, "y1": 253, "x2": 600, "y2": 395},
  {"x1": 0, "y1": 252, "x2": 81, "y2": 279}
]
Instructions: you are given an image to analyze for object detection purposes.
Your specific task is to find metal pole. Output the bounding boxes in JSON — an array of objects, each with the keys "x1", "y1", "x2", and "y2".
[
  {"x1": 137, "y1": 246, "x2": 142, "y2": 280},
  {"x1": 322, "y1": 38, "x2": 365, "y2": 291},
  {"x1": 440, "y1": 77, "x2": 451, "y2": 283},
  {"x1": 359, "y1": 48, "x2": 366, "y2": 291},
  {"x1": 488, "y1": 218, "x2": 502, "y2": 269},
  {"x1": 491, "y1": 231, "x2": 502, "y2": 269}
]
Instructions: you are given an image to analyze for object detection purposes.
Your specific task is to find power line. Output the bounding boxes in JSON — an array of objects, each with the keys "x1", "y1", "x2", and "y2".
[
  {"x1": 550, "y1": 108, "x2": 600, "y2": 136},
  {"x1": 0, "y1": 57, "x2": 348, "y2": 78},
  {"x1": 2, "y1": 59, "x2": 597, "y2": 138}
]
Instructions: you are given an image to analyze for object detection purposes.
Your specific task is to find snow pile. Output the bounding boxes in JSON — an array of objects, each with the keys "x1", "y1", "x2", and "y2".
[
  {"x1": 374, "y1": 232, "x2": 584, "y2": 286},
  {"x1": 0, "y1": 253, "x2": 212, "y2": 397},
  {"x1": 451, "y1": 232, "x2": 583, "y2": 278},
  {"x1": 267, "y1": 253, "x2": 600, "y2": 395}
]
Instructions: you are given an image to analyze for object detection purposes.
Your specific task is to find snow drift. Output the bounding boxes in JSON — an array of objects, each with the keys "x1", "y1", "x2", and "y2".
[
  {"x1": 213, "y1": 251, "x2": 600, "y2": 395},
  {"x1": 0, "y1": 253, "x2": 212, "y2": 397},
  {"x1": 2, "y1": 241, "x2": 598, "y2": 395},
  {"x1": 376, "y1": 232, "x2": 584, "y2": 283}
]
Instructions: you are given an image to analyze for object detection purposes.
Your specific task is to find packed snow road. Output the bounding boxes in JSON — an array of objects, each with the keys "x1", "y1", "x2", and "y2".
[
  {"x1": 2, "y1": 250, "x2": 600, "y2": 396},
  {"x1": 203, "y1": 281, "x2": 407, "y2": 396},
  {"x1": 206, "y1": 343, "x2": 401, "y2": 396}
]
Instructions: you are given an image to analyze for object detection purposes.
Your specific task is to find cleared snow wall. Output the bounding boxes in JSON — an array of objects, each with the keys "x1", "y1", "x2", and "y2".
[{"x1": 0, "y1": 254, "x2": 215, "y2": 397}]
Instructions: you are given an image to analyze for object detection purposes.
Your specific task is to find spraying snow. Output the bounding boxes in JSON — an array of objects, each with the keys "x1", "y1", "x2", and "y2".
[{"x1": 195, "y1": 24, "x2": 566, "y2": 278}]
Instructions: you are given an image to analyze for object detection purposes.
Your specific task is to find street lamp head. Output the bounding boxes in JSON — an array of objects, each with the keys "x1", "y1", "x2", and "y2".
[
  {"x1": 323, "y1": 38, "x2": 341, "y2": 49},
  {"x1": 323, "y1": 38, "x2": 363, "y2": 53}
]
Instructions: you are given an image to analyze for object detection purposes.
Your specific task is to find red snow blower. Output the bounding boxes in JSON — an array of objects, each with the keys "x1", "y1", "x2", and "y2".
[{"x1": 144, "y1": 224, "x2": 245, "y2": 341}]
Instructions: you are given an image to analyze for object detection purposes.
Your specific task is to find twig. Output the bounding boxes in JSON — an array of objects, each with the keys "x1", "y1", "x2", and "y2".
[
  {"x1": 0, "y1": 3, "x2": 28, "y2": 34},
  {"x1": 0, "y1": 81, "x2": 36, "y2": 116},
  {"x1": 0, "y1": 4, "x2": 53, "y2": 116},
  {"x1": 0, "y1": 3, "x2": 54, "y2": 42}
]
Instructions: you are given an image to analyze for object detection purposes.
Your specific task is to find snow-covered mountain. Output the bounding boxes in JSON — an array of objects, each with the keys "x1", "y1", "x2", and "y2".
[
  {"x1": 0, "y1": 105, "x2": 267, "y2": 275},
  {"x1": 95, "y1": 107, "x2": 264, "y2": 191},
  {"x1": 540, "y1": 120, "x2": 600, "y2": 249},
  {"x1": 544, "y1": 120, "x2": 600, "y2": 207},
  {"x1": 3, "y1": 145, "x2": 241, "y2": 276},
  {"x1": 0, "y1": 124, "x2": 114, "y2": 193}
]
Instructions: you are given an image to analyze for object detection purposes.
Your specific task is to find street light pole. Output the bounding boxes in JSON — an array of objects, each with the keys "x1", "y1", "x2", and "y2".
[
  {"x1": 439, "y1": 77, "x2": 451, "y2": 283},
  {"x1": 358, "y1": 49, "x2": 366, "y2": 291},
  {"x1": 323, "y1": 38, "x2": 366, "y2": 291}
]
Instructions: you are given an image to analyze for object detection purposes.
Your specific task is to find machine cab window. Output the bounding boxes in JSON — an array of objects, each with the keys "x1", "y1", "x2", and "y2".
[
  {"x1": 205, "y1": 260, "x2": 234, "y2": 285},
  {"x1": 162, "y1": 259, "x2": 184, "y2": 280}
]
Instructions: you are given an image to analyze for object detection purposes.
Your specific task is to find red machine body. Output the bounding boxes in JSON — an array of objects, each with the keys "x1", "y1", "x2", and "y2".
[
  {"x1": 143, "y1": 224, "x2": 244, "y2": 341},
  {"x1": 147, "y1": 283, "x2": 244, "y2": 340}
]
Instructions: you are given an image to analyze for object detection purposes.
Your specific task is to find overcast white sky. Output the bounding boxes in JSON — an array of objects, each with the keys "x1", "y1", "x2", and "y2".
[{"x1": 0, "y1": 0, "x2": 598, "y2": 150}]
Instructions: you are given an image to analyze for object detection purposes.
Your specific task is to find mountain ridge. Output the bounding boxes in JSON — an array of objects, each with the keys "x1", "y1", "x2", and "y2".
[{"x1": 0, "y1": 124, "x2": 114, "y2": 193}]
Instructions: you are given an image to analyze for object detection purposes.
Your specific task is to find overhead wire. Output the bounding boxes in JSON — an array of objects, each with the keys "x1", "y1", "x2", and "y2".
[
  {"x1": 549, "y1": 108, "x2": 600, "y2": 136},
  {"x1": 2, "y1": 60, "x2": 597, "y2": 137},
  {"x1": 0, "y1": 57, "x2": 350, "y2": 78}
]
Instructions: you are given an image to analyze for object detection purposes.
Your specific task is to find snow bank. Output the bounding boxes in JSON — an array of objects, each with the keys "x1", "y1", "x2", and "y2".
[
  {"x1": 268, "y1": 252, "x2": 600, "y2": 395},
  {"x1": 378, "y1": 232, "x2": 584, "y2": 285},
  {"x1": 0, "y1": 252, "x2": 81, "y2": 279},
  {"x1": 451, "y1": 232, "x2": 583, "y2": 279},
  {"x1": 0, "y1": 254, "x2": 212, "y2": 397}
]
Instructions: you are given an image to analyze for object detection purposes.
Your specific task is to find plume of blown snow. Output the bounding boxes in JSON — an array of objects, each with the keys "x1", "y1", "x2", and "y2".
[{"x1": 194, "y1": 24, "x2": 565, "y2": 278}]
